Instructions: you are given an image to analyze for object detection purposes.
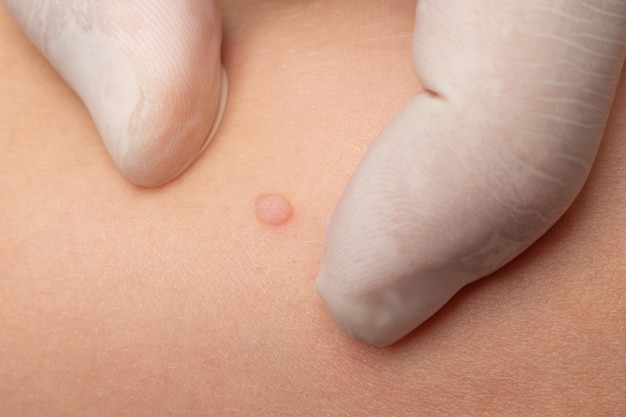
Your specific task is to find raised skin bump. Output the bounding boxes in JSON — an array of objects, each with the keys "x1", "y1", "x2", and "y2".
[
  {"x1": 255, "y1": 193, "x2": 294, "y2": 226},
  {"x1": 316, "y1": 0, "x2": 626, "y2": 347}
]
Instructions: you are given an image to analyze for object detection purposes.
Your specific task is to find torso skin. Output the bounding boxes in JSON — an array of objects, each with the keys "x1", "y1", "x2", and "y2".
[{"x1": 1, "y1": 1, "x2": 625, "y2": 415}]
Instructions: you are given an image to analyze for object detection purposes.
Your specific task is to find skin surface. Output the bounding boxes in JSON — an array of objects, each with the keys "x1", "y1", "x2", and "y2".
[
  {"x1": 1, "y1": 0, "x2": 625, "y2": 415},
  {"x1": 5, "y1": 0, "x2": 625, "y2": 347}
]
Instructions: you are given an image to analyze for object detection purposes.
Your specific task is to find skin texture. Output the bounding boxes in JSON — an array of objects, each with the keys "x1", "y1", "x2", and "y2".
[
  {"x1": 4, "y1": 0, "x2": 626, "y2": 346},
  {"x1": 316, "y1": 0, "x2": 626, "y2": 346},
  {"x1": 1, "y1": 1, "x2": 626, "y2": 415}
]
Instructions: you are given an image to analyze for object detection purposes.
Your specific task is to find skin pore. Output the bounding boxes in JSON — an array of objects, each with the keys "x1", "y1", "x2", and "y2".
[{"x1": 1, "y1": 0, "x2": 625, "y2": 415}]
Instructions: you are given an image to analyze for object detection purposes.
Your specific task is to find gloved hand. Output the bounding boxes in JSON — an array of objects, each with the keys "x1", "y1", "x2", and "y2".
[
  {"x1": 2, "y1": 0, "x2": 226, "y2": 187},
  {"x1": 4, "y1": 1, "x2": 625, "y2": 347},
  {"x1": 316, "y1": 0, "x2": 626, "y2": 346}
]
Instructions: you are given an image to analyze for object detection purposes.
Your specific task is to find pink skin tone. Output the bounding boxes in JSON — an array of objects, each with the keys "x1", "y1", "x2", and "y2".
[{"x1": 3, "y1": 0, "x2": 625, "y2": 346}]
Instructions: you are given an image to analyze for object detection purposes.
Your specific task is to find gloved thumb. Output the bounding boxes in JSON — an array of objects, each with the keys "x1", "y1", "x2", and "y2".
[
  {"x1": 3, "y1": 0, "x2": 226, "y2": 186},
  {"x1": 316, "y1": 0, "x2": 626, "y2": 347}
]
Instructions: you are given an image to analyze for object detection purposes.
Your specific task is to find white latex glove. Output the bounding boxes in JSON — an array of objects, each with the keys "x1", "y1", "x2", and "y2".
[
  {"x1": 2, "y1": 0, "x2": 226, "y2": 187},
  {"x1": 316, "y1": 0, "x2": 626, "y2": 346}
]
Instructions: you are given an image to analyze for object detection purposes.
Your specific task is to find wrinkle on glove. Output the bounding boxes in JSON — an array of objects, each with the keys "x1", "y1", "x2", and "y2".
[
  {"x1": 316, "y1": 0, "x2": 626, "y2": 347},
  {"x1": 2, "y1": 0, "x2": 226, "y2": 186}
]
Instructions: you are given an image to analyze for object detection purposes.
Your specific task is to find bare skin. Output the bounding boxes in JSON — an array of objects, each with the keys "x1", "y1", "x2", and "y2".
[
  {"x1": 1, "y1": 1, "x2": 625, "y2": 415},
  {"x1": 3, "y1": 0, "x2": 625, "y2": 346}
]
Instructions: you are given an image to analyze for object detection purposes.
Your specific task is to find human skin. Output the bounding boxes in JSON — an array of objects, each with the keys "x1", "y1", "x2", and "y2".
[
  {"x1": 1, "y1": 0, "x2": 625, "y2": 416},
  {"x1": 5, "y1": 1, "x2": 625, "y2": 348}
]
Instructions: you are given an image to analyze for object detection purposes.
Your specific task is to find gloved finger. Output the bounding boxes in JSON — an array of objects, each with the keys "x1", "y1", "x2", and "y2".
[
  {"x1": 2, "y1": 0, "x2": 227, "y2": 187},
  {"x1": 316, "y1": 0, "x2": 626, "y2": 347}
]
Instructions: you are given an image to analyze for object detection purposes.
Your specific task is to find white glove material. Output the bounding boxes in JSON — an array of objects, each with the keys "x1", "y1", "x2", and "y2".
[
  {"x1": 2, "y1": 0, "x2": 226, "y2": 187},
  {"x1": 316, "y1": 0, "x2": 626, "y2": 346}
]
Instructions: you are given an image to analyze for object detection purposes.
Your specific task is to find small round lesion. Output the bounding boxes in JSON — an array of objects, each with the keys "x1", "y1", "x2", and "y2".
[{"x1": 255, "y1": 193, "x2": 294, "y2": 226}]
